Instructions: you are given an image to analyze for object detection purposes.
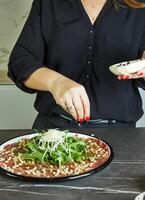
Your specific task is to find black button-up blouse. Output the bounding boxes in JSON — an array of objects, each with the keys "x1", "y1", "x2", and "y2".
[{"x1": 8, "y1": 0, "x2": 145, "y2": 123}]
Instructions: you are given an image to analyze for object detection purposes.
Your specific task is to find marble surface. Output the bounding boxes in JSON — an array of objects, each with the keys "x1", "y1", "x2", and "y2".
[
  {"x1": 0, "y1": 128, "x2": 145, "y2": 200},
  {"x1": 0, "y1": 0, "x2": 32, "y2": 71}
]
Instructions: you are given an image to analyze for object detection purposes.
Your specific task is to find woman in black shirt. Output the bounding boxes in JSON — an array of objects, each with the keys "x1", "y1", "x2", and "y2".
[{"x1": 8, "y1": 0, "x2": 145, "y2": 129}]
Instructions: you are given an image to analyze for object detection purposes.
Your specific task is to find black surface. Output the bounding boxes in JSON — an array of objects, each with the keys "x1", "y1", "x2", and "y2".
[{"x1": 0, "y1": 128, "x2": 145, "y2": 200}]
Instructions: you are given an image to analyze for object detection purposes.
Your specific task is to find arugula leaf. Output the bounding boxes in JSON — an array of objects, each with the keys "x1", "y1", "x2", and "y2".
[{"x1": 20, "y1": 130, "x2": 87, "y2": 167}]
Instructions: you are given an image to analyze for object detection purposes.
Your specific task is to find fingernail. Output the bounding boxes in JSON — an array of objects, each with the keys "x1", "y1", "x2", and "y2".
[
  {"x1": 79, "y1": 119, "x2": 84, "y2": 123},
  {"x1": 85, "y1": 116, "x2": 90, "y2": 121},
  {"x1": 123, "y1": 75, "x2": 129, "y2": 80},
  {"x1": 118, "y1": 76, "x2": 121, "y2": 80},
  {"x1": 138, "y1": 72, "x2": 143, "y2": 76}
]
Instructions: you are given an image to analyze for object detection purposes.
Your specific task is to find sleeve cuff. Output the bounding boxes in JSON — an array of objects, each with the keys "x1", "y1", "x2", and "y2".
[{"x1": 8, "y1": 62, "x2": 45, "y2": 94}]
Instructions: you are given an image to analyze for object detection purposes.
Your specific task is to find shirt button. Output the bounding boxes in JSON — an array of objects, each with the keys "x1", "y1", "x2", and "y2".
[
  {"x1": 89, "y1": 46, "x2": 92, "y2": 50},
  {"x1": 88, "y1": 61, "x2": 91, "y2": 64},
  {"x1": 86, "y1": 75, "x2": 90, "y2": 79},
  {"x1": 90, "y1": 30, "x2": 94, "y2": 34}
]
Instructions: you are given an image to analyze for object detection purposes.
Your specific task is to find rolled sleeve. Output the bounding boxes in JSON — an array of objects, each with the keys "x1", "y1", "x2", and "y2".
[{"x1": 8, "y1": 0, "x2": 45, "y2": 93}]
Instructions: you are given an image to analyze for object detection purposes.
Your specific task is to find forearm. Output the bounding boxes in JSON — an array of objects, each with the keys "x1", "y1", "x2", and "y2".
[
  {"x1": 23, "y1": 67, "x2": 66, "y2": 93},
  {"x1": 23, "y1": 67, "x2": 90, "y2": 121}
]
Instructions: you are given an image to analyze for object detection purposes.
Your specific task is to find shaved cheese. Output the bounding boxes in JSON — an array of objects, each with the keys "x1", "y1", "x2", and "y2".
[
  {"x1": 40, "y1": 129, "x2": 65, "y2": 143},
  {"x1": 38, "y1": 129, "x2": 66, "y2": 152}
]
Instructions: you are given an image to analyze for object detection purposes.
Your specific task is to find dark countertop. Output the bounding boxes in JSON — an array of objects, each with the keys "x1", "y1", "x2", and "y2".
[{"x1": 0, "y1": 128, "x2": 145, "y2": 200}]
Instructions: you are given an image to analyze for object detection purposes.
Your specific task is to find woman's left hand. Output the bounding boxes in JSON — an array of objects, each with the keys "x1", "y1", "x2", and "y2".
[
  {"x1": 117, "y1": 68, "x2": 145, "y2": 80},
  {"x1": 117, "y1": 51, "x2": 145, "y2": 80}
]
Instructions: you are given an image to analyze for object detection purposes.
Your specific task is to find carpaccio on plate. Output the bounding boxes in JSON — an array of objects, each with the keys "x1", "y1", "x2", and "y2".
[{"x1": 0, "y1": 129, "x2": 112, "y2": 179}]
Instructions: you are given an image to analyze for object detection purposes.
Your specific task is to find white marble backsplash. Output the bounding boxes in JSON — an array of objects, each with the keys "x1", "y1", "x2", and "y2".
[{"x1": 0, "y1": 0, "x2": 33, "y2": 70}]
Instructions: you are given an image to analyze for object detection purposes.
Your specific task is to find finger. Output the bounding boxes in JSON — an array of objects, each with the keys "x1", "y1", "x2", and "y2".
[
  {"x1": 117, "y1": 75, "x2": 121, "y2": 80},
  {"x1": 117, "y1": 75, "x2": 122, "y2": 80},
  {"x1": 118, "y1": 73, "x2": 143, "y2": 80},
  {"x1": 64, "y1": 97, "x2": 78, "y2": 121},
  {"x1": 117, "y1": 66, "x2": 145, "y2": 80},
  {"x1": 117, "y1": 75, "x2": 130, "y2": 80},
  {"x1": 129, "y1": 71, "x2": 145, "y2": 79},
  {"x1": 72, "y1": 95, "x2": 85, "y2": 122},
  {"x1": 137, "y1": 71, "x2": 145, "y2": 77},
  {"x1": 137, "y1": 67, "x2": 145, "y2": 77},
  {"x1": 80, "y1": 89, "x2": 90, "y2": 121}
]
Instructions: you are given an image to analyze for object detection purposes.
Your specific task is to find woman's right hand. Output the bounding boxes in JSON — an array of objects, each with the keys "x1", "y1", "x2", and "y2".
[
  {"x1": 23, "y1": 67, "x2": 90, "y2": 122},
  {"x1": 50, "y1": 75, "x2": 90, "y2": 122}
]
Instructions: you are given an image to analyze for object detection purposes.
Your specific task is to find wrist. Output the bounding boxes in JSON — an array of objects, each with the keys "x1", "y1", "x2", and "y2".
[{"x1": 47, "y1": 70, "x2": 67, "y2": 95}]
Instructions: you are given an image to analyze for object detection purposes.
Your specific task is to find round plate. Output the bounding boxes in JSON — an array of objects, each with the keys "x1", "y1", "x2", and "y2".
[
  {"x1": 0, "y1": 132, "x2": 114, "y2": 181},
  {"x1": 135, "y1": 192, "x2": 145, "y2": 200}
]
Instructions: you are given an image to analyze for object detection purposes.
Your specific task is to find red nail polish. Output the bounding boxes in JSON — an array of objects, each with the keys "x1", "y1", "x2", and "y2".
[
  {"x1": 120, "y1": 76, "x2": 124, "y2": 80},
  {"x1": 123, "y1": 75, "x2": 129, "y2": 80},
  {"x1": 85, "y1": 116, "x2": 90, "y2": 121},
  {"x1": 138, "y1": 72, "x2": 143, "y2": 76},
  {"x1": 79, "y1": 119, "x2": 84, "y2": 123}
]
